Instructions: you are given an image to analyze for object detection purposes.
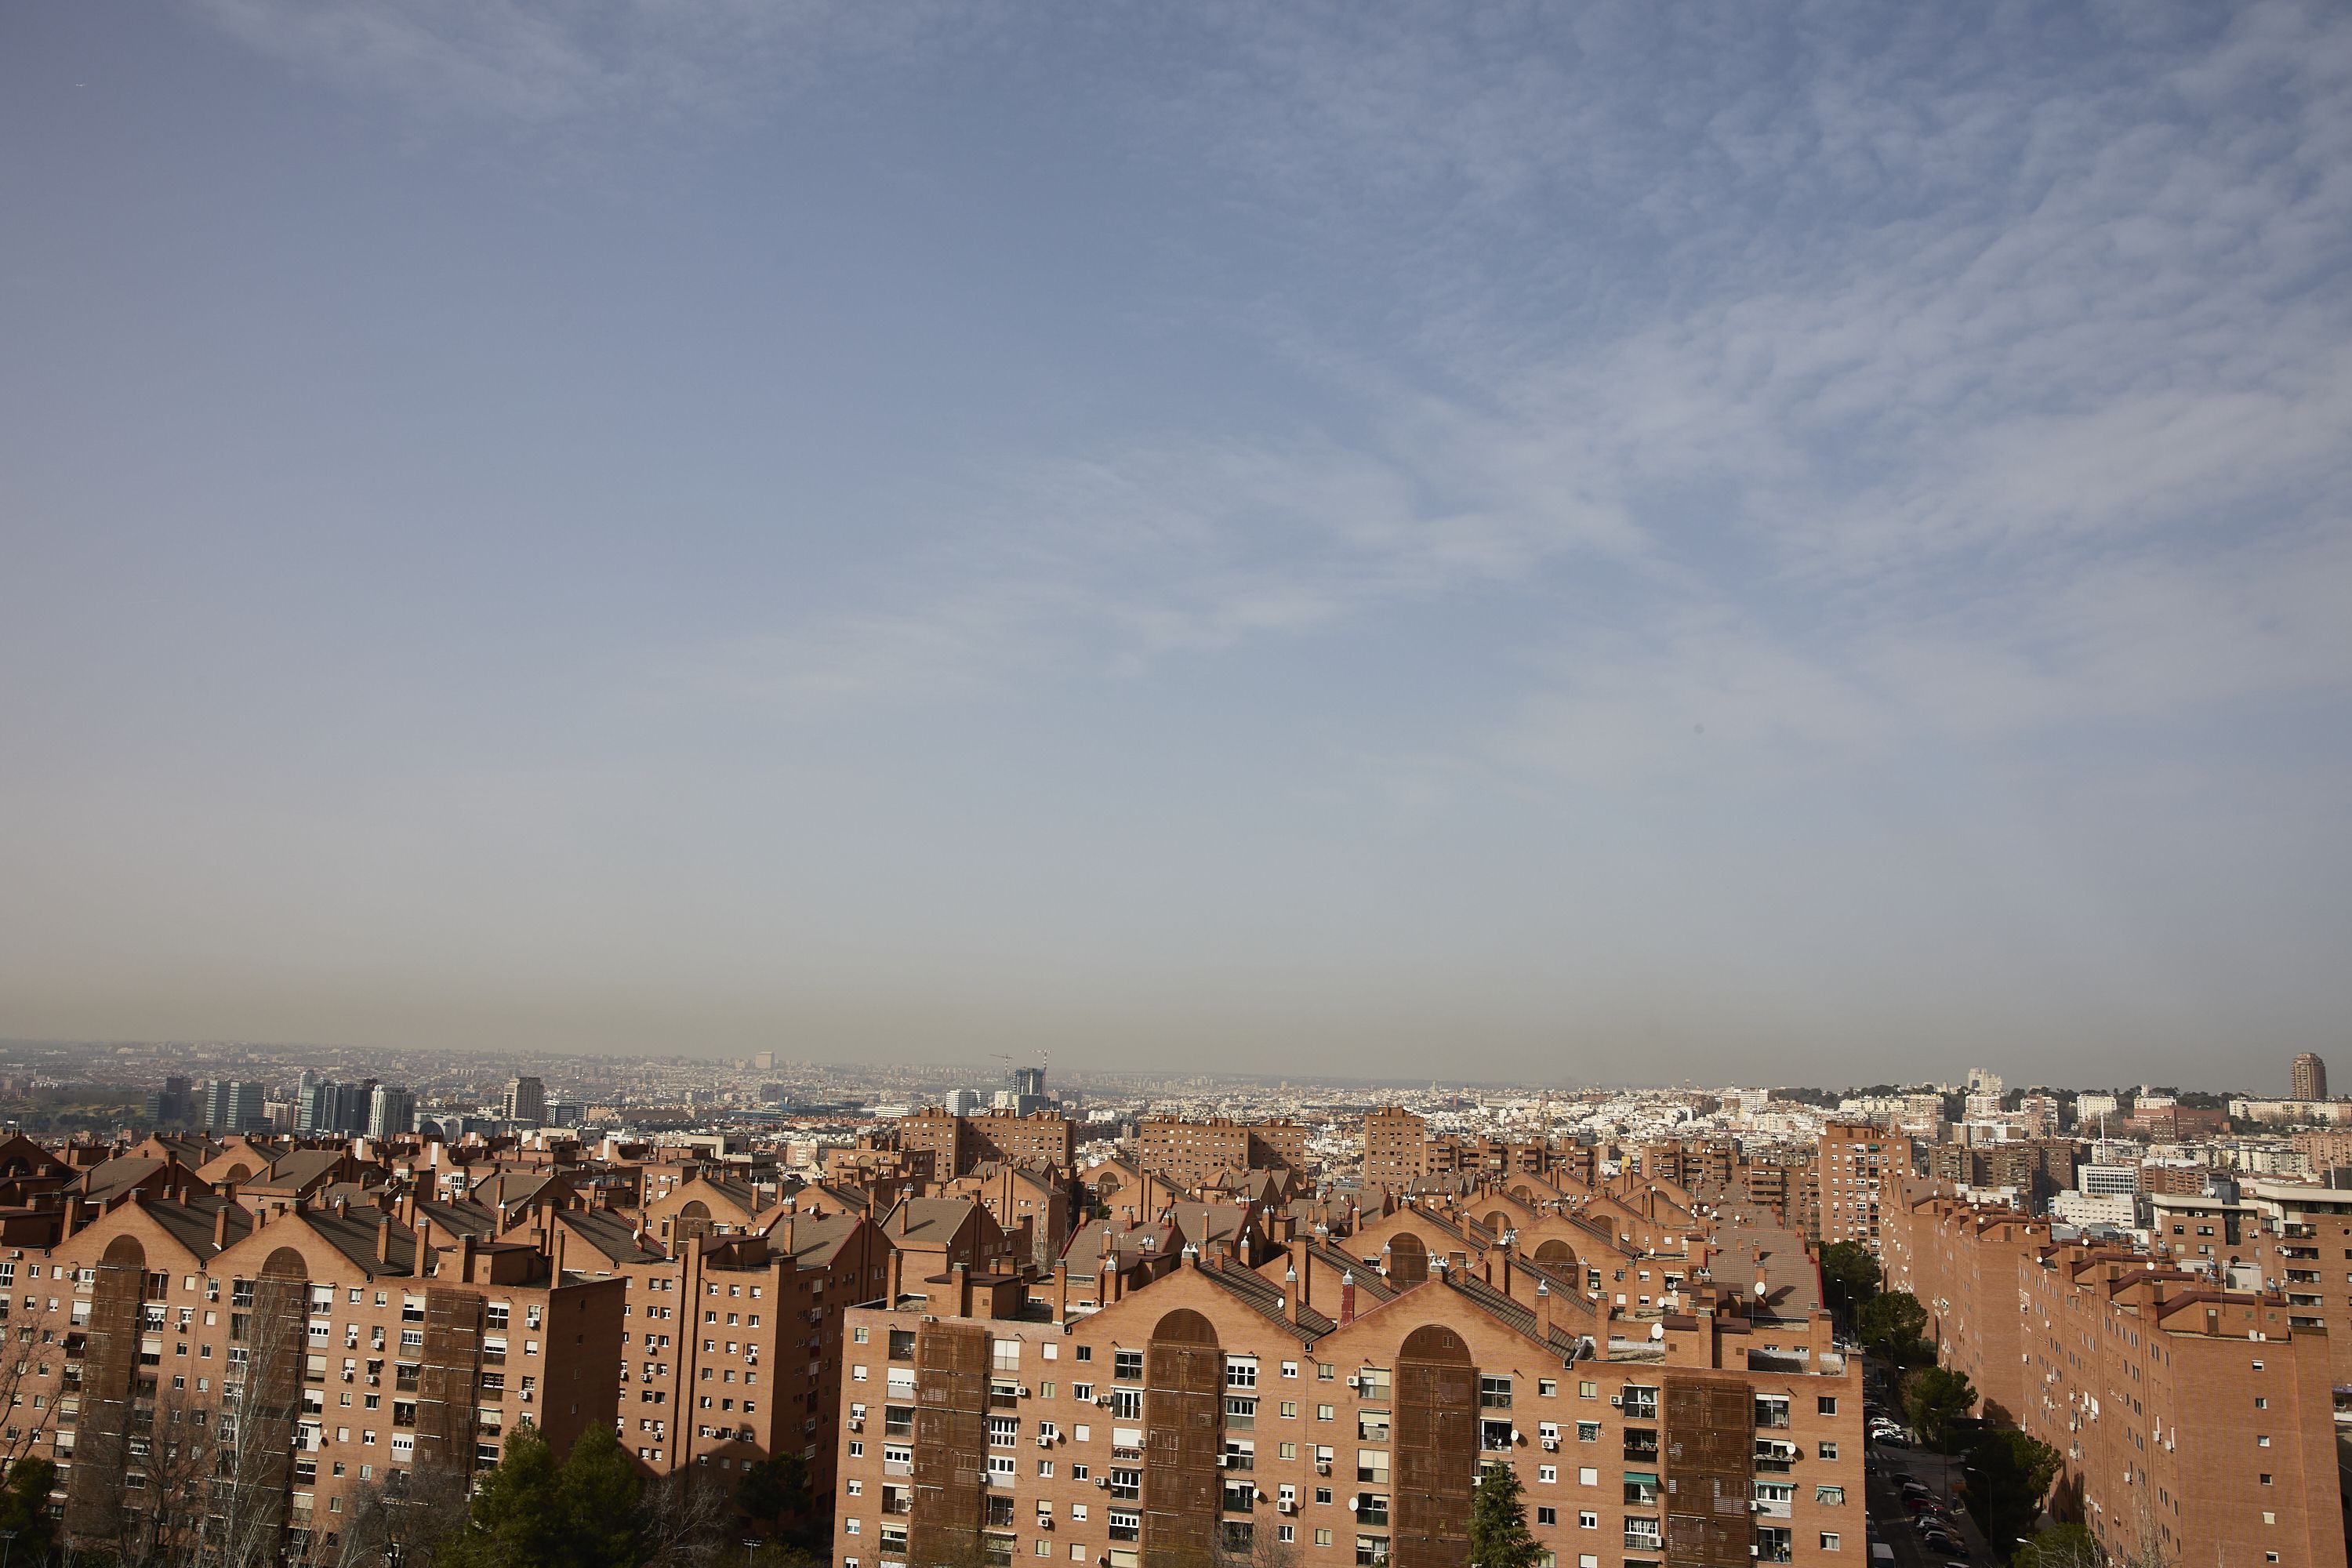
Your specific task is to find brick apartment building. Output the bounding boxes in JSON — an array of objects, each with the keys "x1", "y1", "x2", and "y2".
[
  {"x1": 573, "y1": 1203, "x2": 889, "y2": 1494},
  {"x1": 1878, "y1": 1193, "x2": 2049, "y2": 1425},
  {"x1": 1137, "y1": 1117, "x2": 1309, "y2": 1189},
  {"x1": 1809, "y1": 1124, "x2": 1911, "y2": 1251},
  {"x1": 1359, "y1": 1109, "x2": 1596, "y2": 1196},
  {"x1": 1884, "y1": 1191, "x2": 2349, "y2": 1568},
  {"x1": 2239, "y1": 1178, "x2": 2352, "y2": 1389},
  {"x1": 11, "y1": 1189, "x2": 624, "y2": 1559},
  {"x1": 898, "y1": 1110, "x2": 1078, "y2": 1181},
  {"x1": 833, "y1": 1238, "x2": 1862, "y2": 1568},
  {"x1": 2019, "y1": 1241, "x2": 2343, "y2": 1568},
  {"x1": 1363, "y1": 1108, "x2": 1428, "y2": 1191}
]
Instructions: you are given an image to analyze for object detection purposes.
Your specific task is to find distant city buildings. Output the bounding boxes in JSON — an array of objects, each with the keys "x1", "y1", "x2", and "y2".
[
  {"x1": 2292, "y1": 1050, "x2": 2328, "y2": 1102},
  {"x1": 201, "y1": 1077, "x2": 265, "y2": 1132},
  {"x1": 503, "y1": 1073, "x2": 547, "y2": 1124},
  {"x1": 143, "y1": 1074, "x2": 195, "y2": 1126},
  {"x1": 365, "y1": 1081, "x2": 414, "y2": 1136},
  {"x1": 298, "y1": 1076, "x2": 377, "y2": 1136}
]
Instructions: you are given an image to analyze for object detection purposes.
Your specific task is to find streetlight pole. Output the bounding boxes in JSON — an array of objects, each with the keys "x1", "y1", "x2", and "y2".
[{"x1": 3, "y1": 1525, "x2": 17, "y2": 1568}]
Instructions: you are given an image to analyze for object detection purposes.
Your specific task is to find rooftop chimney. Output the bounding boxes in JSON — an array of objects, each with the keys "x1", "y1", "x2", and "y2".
[{"x1": 1339, "y1": 1269, "x2": 1357, "y2": 1326}]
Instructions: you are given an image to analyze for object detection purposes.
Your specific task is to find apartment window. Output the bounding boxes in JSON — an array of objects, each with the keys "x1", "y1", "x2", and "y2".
[
  {"x1": 1538, "y1": 1379, "x2": 1557, "y2": 1397},
  {"x1": 1537, "y1": 1508, "x2": 1557, "y2": 1526},
  {"x1": 1113, "y1": 1350, "x2": 1143, "y2": 1380},
  {"x1": 1817, "y1": 1442, "x2": 1838, "y2": 1461},
  {"x1": 1577, "y1": 1512, "x2": 1598, "y2": 1530},
  {"x1": 1820, "y1": 1535, "x2": 1841, "y2": 1552},
  {"x1": 1537, "y1": 1466, "x2": 1556, "y2": 1484},
  {"x1": 1577, "y1": 1422, "x2": 1599, "y2": 1443},
  {"x1": 1817, "y1": 1397, "x2": 1837, "y2": 1416}
]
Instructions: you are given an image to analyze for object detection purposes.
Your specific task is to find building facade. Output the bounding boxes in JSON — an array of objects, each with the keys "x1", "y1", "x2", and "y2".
[{"x1": 834, "y1": 1247, "x2": 1861, "y2": 1568}]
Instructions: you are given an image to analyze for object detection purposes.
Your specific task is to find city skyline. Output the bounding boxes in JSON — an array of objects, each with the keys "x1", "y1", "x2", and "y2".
[{"x1": 6, "y1": 4, "x2": 2351, "y2": 1083}]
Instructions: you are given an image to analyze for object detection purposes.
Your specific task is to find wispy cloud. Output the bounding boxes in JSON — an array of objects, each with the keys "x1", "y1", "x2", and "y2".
[
  {"x1": 183, "y1": 0, "x2": 971, "y2": 125},
  {"x1": 205, "y1": 0, "x2": 2352, "y2": 778}
]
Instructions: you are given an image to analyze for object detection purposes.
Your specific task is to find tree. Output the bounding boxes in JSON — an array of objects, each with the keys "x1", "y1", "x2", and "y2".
[
  {"x1": 2016, "y1": 1523, "x2": 2101, "y2": 1568},
  {"x1": 0, "y1": 1457, "x2": 57, "y2": 1565},
  {"x1": 1468, "y1": 1463, "x2": 1543, "y2": 1568},
  {"x1": 558, "y1": 1422, "x2": 647, "y2": 1568},
  {"x1": 1820, "y1": 1242, "x2": 1881, "y2": 1323},
  {"x1": 739, "y1": 1453, "x2": 818, "y2": 1544},
  {"x1": 437, "y1": 1420, "x2": 568, "y2": 1568},
  {"x1": 1860, "y1": 1290, "x2": 1930, "y2": 1357},
  {"x1": 1901, "y1": 1365, "x2": 1977, "y2": 1450},
  {"x1": 1965, "y1": 1431, "x2": 2063, "y2": 1559},
  {"x1": 331, "y1": 1460, "x2": 476, "y2": 1568},
  {"x1": 640, "y1": 1467, "x2": 735, "y2": 1568}
]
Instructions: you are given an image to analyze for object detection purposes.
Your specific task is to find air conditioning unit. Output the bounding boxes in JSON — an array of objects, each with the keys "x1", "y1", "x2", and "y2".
[
  {"x1": 1316, "y1": 1461, "x2": 1332, "y2": 1475},
  {"x1": 1095, "y1": 1396, "x2": 1112, "y2": 1406},
  {"x1": 1096, "y1": 1477, "x2": 1110, "y2": 1489},
  {"x1": 1609, "y1": 1396, "x2": 1623, "y2": 1406},
  {"x1": 1018, "y1": 1386, "x2": 1031, "y2": 1398},
  {"x1": 1038, "y1": 1435, "x2": 1053, "y2": 1448},
  {"x1": 1542, "y1": 1438, "x2": 1559, "y2": 1451},
  {"x1": 1345, "y1": 1376, "x2": 1359, "y2": 1388},
  {"x1": 1277, "y1": 1501, "x2": 1296, "y2": 1515}
]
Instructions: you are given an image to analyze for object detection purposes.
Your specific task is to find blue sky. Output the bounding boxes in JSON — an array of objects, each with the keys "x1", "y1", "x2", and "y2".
[{"x1": 3, "y1": 2, "x2": 2348, "y2": 1086}]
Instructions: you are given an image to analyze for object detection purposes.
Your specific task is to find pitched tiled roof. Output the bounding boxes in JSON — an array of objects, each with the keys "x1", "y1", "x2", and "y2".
[
  {"x1": 557, "y1": 1207, "x2": 665, "y2": 1266},
  {"x1": 143, "y1": 1193, "x2": 252, "y2": 1260},
  {"x1": 303, "y1": 1210, "x2": 420, "y2": 1279},
  {"x1": 1200, "y1": 1258, "x2": 1334, "y2": 1343}
]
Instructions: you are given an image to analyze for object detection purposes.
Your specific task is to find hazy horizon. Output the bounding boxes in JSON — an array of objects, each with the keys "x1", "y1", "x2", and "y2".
[{"x1": 5, "y1": 3, "x2": 2349, "y2": 1090}]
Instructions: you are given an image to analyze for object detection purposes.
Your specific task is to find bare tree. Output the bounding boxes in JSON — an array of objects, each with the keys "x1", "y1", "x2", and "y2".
[
  {"x1": 1217, "y1": 1524, "x2": 1301, "y2": 1568},
  {"x1": 0, "y1": 1320, "x2": 52, "y2": 1472},
  {"x1": 329, "y1": 1461, "x2": 474, "y2": 1568},
  {"x1": 640, "y1": 1468, "x2": 737, "y2": 1568}
]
